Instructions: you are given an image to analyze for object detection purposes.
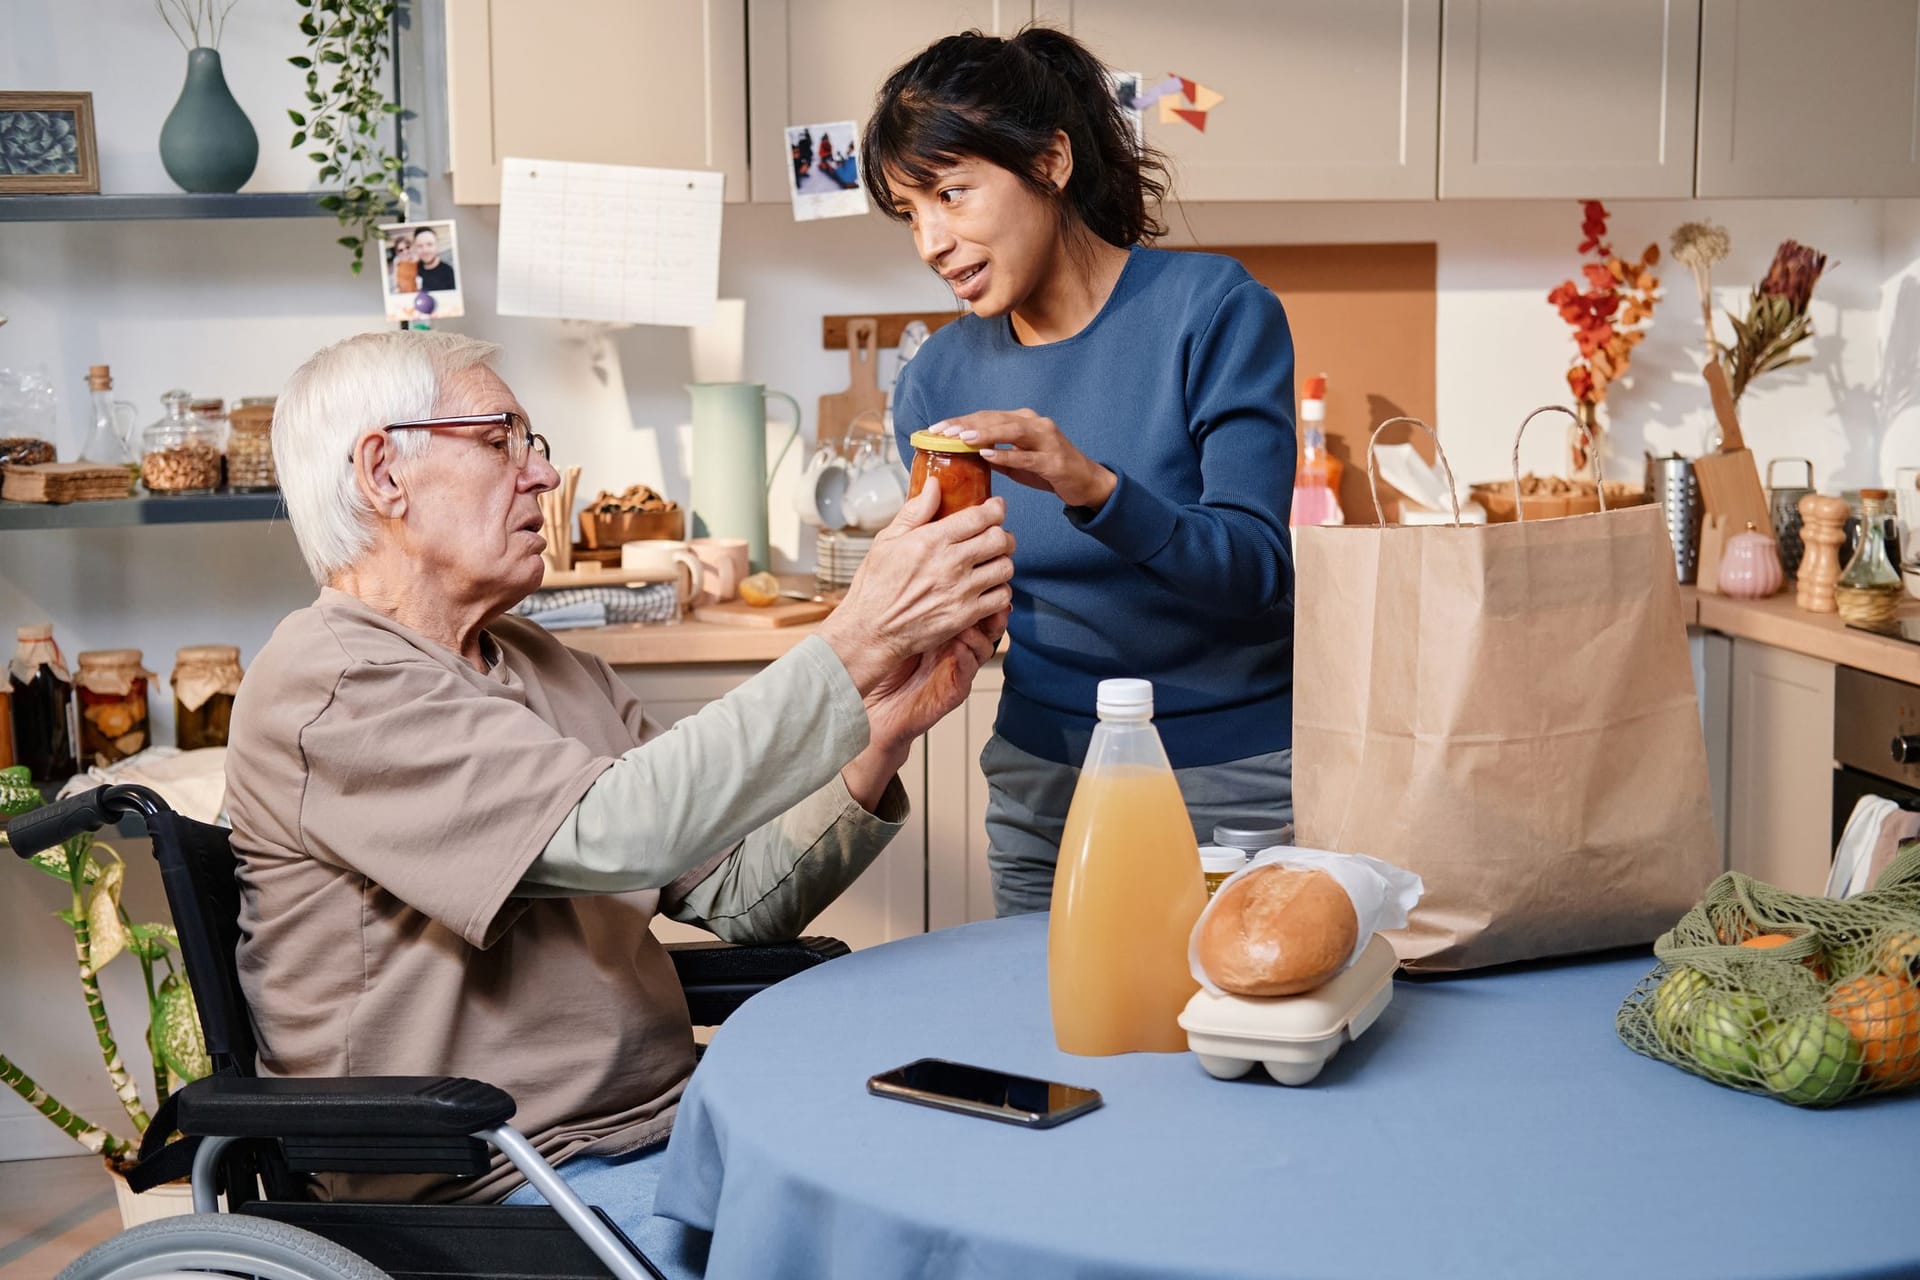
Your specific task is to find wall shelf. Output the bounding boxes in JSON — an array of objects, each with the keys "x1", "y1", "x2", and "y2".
[
  {"x1": 0, "y1": 193, "x2": 349, "y2": 223},
  {"x1": 0, "y1": 492, "x2": 287, "y2": 530}
]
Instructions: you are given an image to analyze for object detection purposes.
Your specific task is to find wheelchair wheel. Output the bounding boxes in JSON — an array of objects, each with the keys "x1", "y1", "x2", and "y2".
[{"x1": 55, "y1": 1213, "x2": 393, "y2": 1280}]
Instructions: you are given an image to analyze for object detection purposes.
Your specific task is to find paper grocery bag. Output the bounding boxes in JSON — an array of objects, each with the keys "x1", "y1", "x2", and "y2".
[{"x1": 1293, "y1": 417, "x2": 1719, "y2": 971}]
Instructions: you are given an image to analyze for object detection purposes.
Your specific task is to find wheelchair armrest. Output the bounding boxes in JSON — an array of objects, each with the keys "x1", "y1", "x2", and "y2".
[
  {"x1": 667, "y1": 935, "x2": 849, "y2": 1024},
  {"x1": 176, "y1": 1074, "x2": 514, "y2": 1140}
]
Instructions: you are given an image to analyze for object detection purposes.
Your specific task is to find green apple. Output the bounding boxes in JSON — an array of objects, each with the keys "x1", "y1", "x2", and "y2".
[
  {"x1": 1689, "y1": 989, "x2": 1770, "y2": 1083},
  {"x1": 1759, "y1": 1010, "x2": 1863, "y2": 1105},
  {"x1": 1651, "y1": 967, "x2": 1709, "y2": 1049}
]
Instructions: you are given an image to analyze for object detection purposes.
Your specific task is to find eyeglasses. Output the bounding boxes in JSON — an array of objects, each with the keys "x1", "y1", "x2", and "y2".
[{"x1": 381, "y1": 412, "x2": 552, "y2": 470}]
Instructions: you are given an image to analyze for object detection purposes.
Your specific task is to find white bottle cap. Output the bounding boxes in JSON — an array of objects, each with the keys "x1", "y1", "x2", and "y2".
[
  {"x1": 1300, "y1": 398, "x2": 1326, "y2": 423},
  {"x1": 1199, "y1": 847, "x2": 1249, "y2": 874},
  {"x1": 1095, "y1": 677, "x2": 1153, "y2": 719}
]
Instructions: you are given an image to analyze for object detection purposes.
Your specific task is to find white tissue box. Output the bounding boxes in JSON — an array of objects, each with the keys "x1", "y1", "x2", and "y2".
[{"x1": 1178, "y1": 933, "x2": 1398, "y2": 1085}]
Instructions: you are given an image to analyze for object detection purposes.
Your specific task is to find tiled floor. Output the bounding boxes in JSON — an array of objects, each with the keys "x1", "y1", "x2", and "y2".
[{"x1": 0, "y1": 1155, "x2": 121, "y2": 1279}]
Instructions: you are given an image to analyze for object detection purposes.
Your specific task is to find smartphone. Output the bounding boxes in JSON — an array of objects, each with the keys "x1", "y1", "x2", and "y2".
[{"x1": 867, "y1": 1058, "x2": 1103, "y2": 1129}]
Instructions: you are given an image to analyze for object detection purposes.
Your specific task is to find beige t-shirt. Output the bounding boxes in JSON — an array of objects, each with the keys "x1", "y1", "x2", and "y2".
[{"x1": 224, "y1": 589, "x2": 887, "y2": 1203}]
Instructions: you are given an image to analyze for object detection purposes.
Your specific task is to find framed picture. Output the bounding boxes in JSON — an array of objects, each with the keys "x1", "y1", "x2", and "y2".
[
  {"x1": 376, "y1": 218, "x2": 466, "y2": 321},
  {"x1": 0, "y1": 92, "x2": 99, "y2": 194}
]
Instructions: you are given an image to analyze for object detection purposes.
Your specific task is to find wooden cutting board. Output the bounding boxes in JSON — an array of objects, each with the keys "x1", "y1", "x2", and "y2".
[
  {"x1": 1692, "y1": 364, "x2": 1773, "y2": 544},
  {"x1": 817, "y1": 317, "x2": 887, "y2": 454},
  {"x1": 693, "y1": 598, "x2": 834, "y2": 628}
]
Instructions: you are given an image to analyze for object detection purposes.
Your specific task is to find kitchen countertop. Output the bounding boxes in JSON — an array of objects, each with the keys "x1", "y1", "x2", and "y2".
[{"x1": 559, "y1": 583, "x2": 1920, "y2": 685}]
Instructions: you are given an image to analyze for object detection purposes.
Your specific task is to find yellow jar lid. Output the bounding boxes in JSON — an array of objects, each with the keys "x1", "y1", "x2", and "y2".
[{"x1": 909, "y1": 430, "x2": 983, "y2": 455}]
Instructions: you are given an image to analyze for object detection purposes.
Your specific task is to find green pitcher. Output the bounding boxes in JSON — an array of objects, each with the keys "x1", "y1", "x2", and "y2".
[{"x1": 688, "y1": 383, "x2": 803, "y2": 573}]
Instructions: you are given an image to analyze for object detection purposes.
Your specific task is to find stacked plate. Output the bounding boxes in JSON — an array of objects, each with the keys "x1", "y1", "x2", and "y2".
[{"x1": 816, "y1": 529, "x2": 875, "y2": 594}]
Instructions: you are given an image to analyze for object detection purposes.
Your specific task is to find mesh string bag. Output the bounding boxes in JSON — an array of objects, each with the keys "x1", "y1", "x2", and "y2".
[{"x1": 1618, "y1": 841, "x2": 1920, "y2": 1106}]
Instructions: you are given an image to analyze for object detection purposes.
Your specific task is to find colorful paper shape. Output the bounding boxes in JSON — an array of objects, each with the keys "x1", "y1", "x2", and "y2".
[{"x1": 1155, "y1": 75, "x2": 1226, "y2": 132}]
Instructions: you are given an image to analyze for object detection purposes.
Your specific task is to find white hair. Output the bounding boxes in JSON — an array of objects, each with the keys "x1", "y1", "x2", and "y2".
[{"x1": 273, "y1": 330, "x2": 501, "y2": 584}]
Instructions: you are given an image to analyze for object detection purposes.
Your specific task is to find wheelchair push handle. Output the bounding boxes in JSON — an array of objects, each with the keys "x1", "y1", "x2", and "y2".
[{"x1": 6, "y1": 784, "x2": 169, "y2": 857}]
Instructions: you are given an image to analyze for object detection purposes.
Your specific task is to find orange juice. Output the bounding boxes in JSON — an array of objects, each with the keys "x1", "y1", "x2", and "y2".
[{"x1": 1048, "y1": 679, "x2": 1206, "y2": 1055}]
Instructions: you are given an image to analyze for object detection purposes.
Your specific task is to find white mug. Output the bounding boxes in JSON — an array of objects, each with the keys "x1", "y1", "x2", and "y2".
[
  {"x1": 793, "y1": 444, "x2": 850, "y2": 530},
  {"x1": 621, "y1": 539, "x2": 706, "y2": 607},
  {"x1": 688, "y1": 536, "x2": 750, "y2": 605},
  {"x1": 844, "y1": 448, "x2": 906, "y2": 531}
]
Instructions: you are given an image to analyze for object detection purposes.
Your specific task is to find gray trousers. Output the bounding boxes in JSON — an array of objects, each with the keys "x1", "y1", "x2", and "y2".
[{"x1": 981, "y1": 733, "x2": 1294, "y2": 918}]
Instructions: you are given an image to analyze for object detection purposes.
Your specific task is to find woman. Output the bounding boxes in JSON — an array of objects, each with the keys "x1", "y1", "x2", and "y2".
[{"x1": 867, "y1": 27, "x2": 1297, "y2": 917}]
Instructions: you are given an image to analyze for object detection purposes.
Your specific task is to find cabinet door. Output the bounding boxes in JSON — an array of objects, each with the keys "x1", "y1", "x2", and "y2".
[
  {"x1": 926, "y1": 663, "x2": 1004, "y2": 930},
  {"x1": 1727, "y1": 640, "x2": 1835, "y2": 897},
  {"x1": 746, "y1": 0, "x2": 1028, "y2": 203},
  {"x1": 447, "y1": 0, "x2": 749, "y2": 205},
  {"x1": 618, "y1": 664, "x2": 927, "y2": 950},
  {"x1": 1697, "y1": 0, "x2": 1920, "y2": 196},
  {"x1": 1439, "y1": 0, "x2": 1699, "y2": 198},
  {"x1": 1045, "y1": 0, "x2": 1440, "y2": 201}
]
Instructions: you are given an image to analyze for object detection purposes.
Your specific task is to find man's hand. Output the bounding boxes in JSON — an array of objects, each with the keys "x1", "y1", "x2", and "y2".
[
  {"x1": 817, "y1": 478, "x2": 1014, "y2": 695},
  {"x1": 930, "y1": 410, "x2": 1116, "y2": 511},
  {"x1": 839, "y1": 612, "x2": 1007, "y2": 811}
]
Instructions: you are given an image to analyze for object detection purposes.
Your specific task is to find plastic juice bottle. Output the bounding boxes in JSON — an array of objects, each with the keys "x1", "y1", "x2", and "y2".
[
  {"x1": 1291, "y1": 374, "x2": 1345, "y2": 527},
  {"x1": 1048, "y1": 679, "x2": 1206, "y2": 1055}
]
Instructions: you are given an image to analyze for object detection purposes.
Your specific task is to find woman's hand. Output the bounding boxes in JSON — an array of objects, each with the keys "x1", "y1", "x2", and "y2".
[
  {"x1": 931, "y1": 410, "x2": 1116, "y2": 511},
  {"x1": 817, "y1": 480, "x2": 1015, "y2": 695}
]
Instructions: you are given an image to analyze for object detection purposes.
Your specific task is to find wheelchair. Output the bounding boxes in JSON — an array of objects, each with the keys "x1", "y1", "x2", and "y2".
[{"x1": 7, "y1": 783, "x2": 850, "y2": 1280}]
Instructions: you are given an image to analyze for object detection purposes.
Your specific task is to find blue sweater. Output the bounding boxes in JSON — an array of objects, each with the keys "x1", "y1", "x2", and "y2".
[{"x1": 893, "y1": 247, "x2": 1296, "y2": 770}]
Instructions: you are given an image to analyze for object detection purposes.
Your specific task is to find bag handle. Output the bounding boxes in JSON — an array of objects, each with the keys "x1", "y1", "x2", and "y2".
[
  {"x1": 1511, "y1": 404, "x2": 1609, "y2": 523},
  {"x1": 1765, "y1": 456, "x2": 1814, "y2": 491},
  {"x1": 1366, "y1": 417, "x2": 1462, "y2": 526}
]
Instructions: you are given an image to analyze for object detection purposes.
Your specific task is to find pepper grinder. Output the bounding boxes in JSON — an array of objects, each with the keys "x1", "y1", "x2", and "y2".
[{"x1": 1795, "y1": 493, "x2": 1851, "y2": 613}]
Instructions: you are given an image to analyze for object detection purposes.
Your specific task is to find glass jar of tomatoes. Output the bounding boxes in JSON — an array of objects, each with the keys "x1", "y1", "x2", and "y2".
[
  {"x1": 74, "y1": 649, "x2": 154, "y2": 767},
  {"x1": 908, "y1": 430, "x2": 991, "y2": 518},
  {"x1": 172, "y1": 644, "x2": 244, "y2": 750}
]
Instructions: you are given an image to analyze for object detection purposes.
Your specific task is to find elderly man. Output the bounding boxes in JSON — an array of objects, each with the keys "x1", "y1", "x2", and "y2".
[{"x1": 226, "y1": 332, "x2": 1012, "y2": 1270}]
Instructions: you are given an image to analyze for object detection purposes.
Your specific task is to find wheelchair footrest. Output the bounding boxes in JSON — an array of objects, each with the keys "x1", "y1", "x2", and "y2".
[{"x1": 244, "y1": 1201, "x2": 656, "y2": 1280}]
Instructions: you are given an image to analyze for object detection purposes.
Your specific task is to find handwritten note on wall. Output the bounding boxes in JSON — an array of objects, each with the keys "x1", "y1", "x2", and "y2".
[{"x1": 497, "y1": 157, "x2": 723, "y2": 327}]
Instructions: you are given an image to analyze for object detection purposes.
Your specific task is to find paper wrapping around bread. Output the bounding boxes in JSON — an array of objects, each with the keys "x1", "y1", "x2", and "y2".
[{"x1": 1188, "y1": 849, "x2": 1425, "y2": 998}]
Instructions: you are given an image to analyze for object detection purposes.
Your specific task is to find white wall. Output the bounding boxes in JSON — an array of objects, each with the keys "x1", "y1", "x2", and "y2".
[{"x1": 3, "y1": 11, "x2": 1917, "y2": 1160}]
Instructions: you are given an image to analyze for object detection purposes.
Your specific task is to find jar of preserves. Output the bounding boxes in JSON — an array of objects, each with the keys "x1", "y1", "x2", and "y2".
[
  {"x1": 141, "y1": 390, "x2": 223, "y2": 495},
  {"x1": 74, "y1": 649, "x2": 154, "y2": 767},
  {"x1": 907, "y1": 430, "x2": 991, "y2": 519},
  {"x1": 226, "y1": 397, "x2": 277, "y2": 492},
  {"x1": 8, "y1": 624, "x2": 77, "y2": 783},
  {"x1": 172, "y1": 644, "x2": 243, "y2": 750}
]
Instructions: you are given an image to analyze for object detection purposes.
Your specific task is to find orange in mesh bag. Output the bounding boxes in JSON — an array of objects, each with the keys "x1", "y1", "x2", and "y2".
[{"x1": 1617, "y1": 841, "x2": 1920, "y2": 1105}]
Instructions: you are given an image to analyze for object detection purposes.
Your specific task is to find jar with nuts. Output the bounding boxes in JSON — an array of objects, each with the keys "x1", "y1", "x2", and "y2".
[
  {"x1": 226, "y1": 396, "x2": 278, "y2": 492},
  {"x1": 141, "y1": 389, "x2": 223, "y2": 495},
  {"x1": 75, "y1": 648, "x2": 155, "y2": 767}
]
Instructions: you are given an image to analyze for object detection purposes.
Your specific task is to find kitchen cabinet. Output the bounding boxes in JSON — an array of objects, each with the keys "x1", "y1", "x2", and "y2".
[
  {"x1": 1692, "y1": 629, "x2": 1734, "y2": 870},
  {"x1": 1439, "y1": 0, "x2": 1699, "y2": 198},
  {"x1": 1726, "y1": 639, "x2": 1835, "y2": 897},
  {"x1": 745, "y1": 0, "x2": 1023, "y2": 204},
  {"x1": 619, "y1": 663, "x2": 927, "y2": 951},
  {"x1": 1038, "y1": 0, "x2": 1440, "y2": 201},
  {"x1": 445, "y1": 0, "x2": 748, "y2": 205},
  {"x1": 1696, "y1": 0, "x2": 1920, "y2": 197},
  {"x1": 924, "y1": 664, "x2": 1006, "y2": 930}
]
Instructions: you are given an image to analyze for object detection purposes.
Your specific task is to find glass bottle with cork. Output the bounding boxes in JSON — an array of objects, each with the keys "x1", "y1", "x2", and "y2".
[
  {"x1": 79, "y1": 365, "x2": 139, "y2": 495},
  {"x1": 8, "y1": 624, "x2": 77, "y2": 783},
  {"x1": 74, "y1": 649, "x2": 155, "y2": 767},
  {"x1": 1834, "y1": 488, "x2": 1903, "y2": 627},
  {"x1": 172, "y1": 645, "x2": 243, "y2": 750}
]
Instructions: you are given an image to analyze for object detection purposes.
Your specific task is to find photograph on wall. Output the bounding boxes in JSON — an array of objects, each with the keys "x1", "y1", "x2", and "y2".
[
  {"x1": 377, "y1": 219, "x2": 466, "y2": 322},
  {"x1": 0, "y1": 91, "x2": 98, "y2": 193},
  {"x1": 784, "y1": 120, "x2": 869, "y2": 222}
]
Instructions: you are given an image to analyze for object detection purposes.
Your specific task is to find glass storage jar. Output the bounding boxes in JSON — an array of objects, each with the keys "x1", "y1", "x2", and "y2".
[
  {"x1": 141, "y1": 390, "x2": 223, "y2": 495},
  {"x1": 75, "y1": 649, "x2": 154, "y2": 767},
  {"x1": 908, "y1": 430, "x2": 992, "y2": 519},
  {"x1": 225, "y1": 397, "x2": 277, "y2": 491},
  {"x1": 8, "y1": 623, "x2": 77, "y2": 783},
  {"x1": 172, "y1": 644, "x2": 243, "y2": 750}
]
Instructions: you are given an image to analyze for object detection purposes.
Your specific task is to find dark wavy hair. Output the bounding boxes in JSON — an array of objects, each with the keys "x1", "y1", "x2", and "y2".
[{"x1": 861, "y1": 26, "x2": 1169, "y2": 248}]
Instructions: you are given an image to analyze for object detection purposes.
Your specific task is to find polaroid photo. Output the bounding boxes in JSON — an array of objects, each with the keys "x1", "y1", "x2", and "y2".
[
  {"x1": 785, "y1": 120, "x2": 869, "y2": 222},
  {"x1": 1109, "y1": 71, "x2": 1144, "y2": 145},
  {"x1": 377, "y1": 219, "x2": 466, "y2": 322}
]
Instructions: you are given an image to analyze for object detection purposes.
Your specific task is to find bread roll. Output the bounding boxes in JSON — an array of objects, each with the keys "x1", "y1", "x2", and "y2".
[{"x1": 1198, "y1": 866, "x2": 1358, "y2": 996}]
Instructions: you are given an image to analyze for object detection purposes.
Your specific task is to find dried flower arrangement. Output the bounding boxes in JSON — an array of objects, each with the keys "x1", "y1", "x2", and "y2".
[
  {"x1": 1547, "y1": 201, "x2": 1661, "y2": 471},
  {"x1": 1672, "y1": 222, "x2": 1830, "y2": 402}
]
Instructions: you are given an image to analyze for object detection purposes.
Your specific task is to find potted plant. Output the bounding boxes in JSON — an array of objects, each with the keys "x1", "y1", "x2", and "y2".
[{"x1": 0, "y1": 765, "x2": 210, "y2": 1226}]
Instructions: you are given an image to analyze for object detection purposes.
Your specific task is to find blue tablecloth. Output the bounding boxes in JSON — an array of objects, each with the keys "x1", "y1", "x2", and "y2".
[{"x1": 655, "y1": 915, "x2": 1918, "y2": 1280}]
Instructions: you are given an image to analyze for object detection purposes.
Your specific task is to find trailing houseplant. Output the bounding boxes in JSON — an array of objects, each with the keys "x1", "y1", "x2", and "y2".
[
  {"x1": 288, "y1": 0, "x2": 405, "y2": 274},
  {"x1": 0, "y1": 766, "x2": 209, "y2": 1174}
]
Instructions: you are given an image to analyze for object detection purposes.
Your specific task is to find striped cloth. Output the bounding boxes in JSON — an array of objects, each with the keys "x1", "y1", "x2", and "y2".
[{"x1": 511, "y1": 583, "x2": 680, "y2": 628}]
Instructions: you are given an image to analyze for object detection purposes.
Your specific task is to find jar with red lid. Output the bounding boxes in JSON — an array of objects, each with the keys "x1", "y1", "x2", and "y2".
[{"x1": 907, "y1": 430, "x2": 991, "y2": 518}]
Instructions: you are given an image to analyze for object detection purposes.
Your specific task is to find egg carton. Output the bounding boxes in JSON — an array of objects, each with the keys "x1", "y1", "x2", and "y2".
[{"x1": 1178, "y1": 933, "x2": 1398, "y2": 1085}]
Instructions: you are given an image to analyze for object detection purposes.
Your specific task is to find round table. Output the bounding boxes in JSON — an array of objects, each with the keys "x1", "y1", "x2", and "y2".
[{"x1": 654, "y1": 915, "x2": 1918, "y2": 1280}]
